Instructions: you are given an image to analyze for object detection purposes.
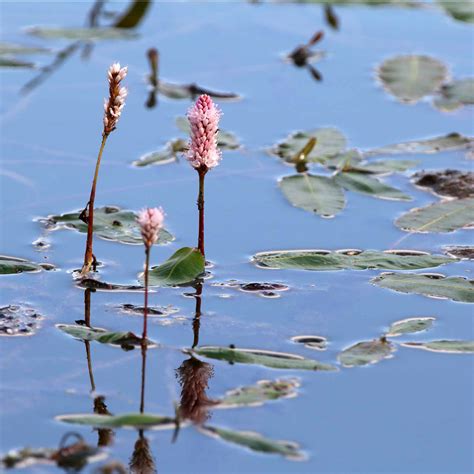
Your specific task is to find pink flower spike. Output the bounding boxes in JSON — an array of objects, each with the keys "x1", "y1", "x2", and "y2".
[
  {"x1": 186, "y1": 94, "x2": 222, "y2": 171},
  {"x1": 137, "y1": 207, "x2": 164, "y2": 249}
]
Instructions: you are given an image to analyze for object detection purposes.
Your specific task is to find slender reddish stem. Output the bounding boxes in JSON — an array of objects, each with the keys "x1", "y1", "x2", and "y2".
[{"x1": 140, "y1": 247, "x2": 150, "y2": 414}]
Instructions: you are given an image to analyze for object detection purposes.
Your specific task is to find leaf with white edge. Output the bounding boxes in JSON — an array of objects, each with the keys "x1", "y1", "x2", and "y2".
[
  {"x1": 0, "y1": 42, "x2": 50, "y2": 55},
  {"x1": 56, "y1": 324, "x2": 155, "y2": 349},
  {"x1": 146, "y1": 247, "x2": 205, "y2": 287},
  {"x1": 192, "y1": 346, "x2": 337, "y2": 371},
  {"x1": 26, "y1": 27, "x2": 138, "y2": 40},
  {"x1": 199, "y1": 425, "x2": 305, "y2": 460},
  {"x1": 364, "y1": 133, "x2": 473, "y2": 157},
  {"x1": 395, "y1": 198, "x2": 474, "y2": 233},
  {"x1": 438, "y1": 0, "x2": 474, "y2": 23},
  {"x1": 291, "y1": 335, "x2": 327, "y2": 351},
  {"x1": 401, "y1": 340, "x2": 474, "y2": 353},
  {"x1": 377, "y1": 55, "x2": 448, "y2": 103},
  {"x1": 56, "y1": 413, "x2": 177, "y2": 430},
  {"x1": 386, "y1": 317, "x2": 435, "y2": 337},
  {"x1": 252, "y1": 249, "x2": 454, "y2": 271},
  {"x1": 217, "y1": 379, "x2": 300, "y2": 408},
  {"x1": 434, "y1": 78, "x2": 474, "y2": 111},
  {"x1": 132, "y1": 139, "x2": 187, "y2": 167},
  {"x1": 0, "y1": 255, "x2": 54, "y2": 275},
  {"x1": 279, "y1": 174, "x2": 346, "y2": 216},
  {"x1": 371, "y1": 273, "x2": 474, "y2": 303},
  {"x1": 271, "y1": 128, "x2": 347, "y2": 164},
  {"x1": 43, "y1": 206, "x2": 174, "y2": 245},
  {"x1": 335, "y1": 171, "x2": 411, "y2": 201},
  {"x1": 338, "y1": 339, "x2": 396, "y2": 367},
  {"x1": 352, "y1": 159, "x2": 419, "y2": 174}
]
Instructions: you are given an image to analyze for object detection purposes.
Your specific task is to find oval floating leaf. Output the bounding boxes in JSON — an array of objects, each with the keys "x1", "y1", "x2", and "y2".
[
  {"x1": 0, "y1": 255, "x2": 54, "y2": 275},
  {"x1": 279, "y1": 174, "x2": 345, "y2": 216},
  {"x1": 26, "y1": 27, "x2": 137, "y2": 40},
  {"x1": 56, "y1": 413, "x2": 176, "y2": 430},
  {"x1": 146, "y1": 247, "x2": 205, "y2": 287},
  {"x1": 352, "y1": 159, "x2": 419, "y2": 174},
  {"x1": 0, "y1": 42, "x2": 50, "y2": 55},
  {"x1": 192, "y1": 346, "x2": 337, "y2": 371},
  {"x1": 377, "y1": 55, "x2": 448, "y2": 103},
  {"x1": 395, "y1": 198, "x2": 474, "y2": 233},
  {"x1": 291, "y1": 335, "x2": 327, "y2": 351},
  {"x1": 401, "y1": 340, "x2": 474, "y2": 353},
  {"x1": 338, "y1": 339, "x2": 396, "y2": 367},
  {"x1": 199, "y1": 425, "x2": 305, "y2": 460},
  {"x1": 0, "y1": 57, "x2": 35, "y2": 68},
  {"x1": 43, "y1": 206, "x2": 174, "y2": 245},
  {"x1": 253, "y1": 249, "x2": 454, "y2": 271},
  {"x1": 335, "y1": 171, "x2": 411, "y2": 201},
  {"x1": 132, "y1": 139, "x2": 186, "y2": 167},
  {"x1": 386, "y1": 317, "x2": 435, "y2": 337},
  {"x1": 434, "y1": 78, "x2": 474, "y2": 111},
  {"x1": 438, "y1": 0, "x2": 474, "y2": 23},
  {"x1": 371, "y1": 273, "x2": 474, "y2": 303}
]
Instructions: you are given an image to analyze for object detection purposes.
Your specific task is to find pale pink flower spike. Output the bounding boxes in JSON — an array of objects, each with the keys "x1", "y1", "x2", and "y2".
[
  {"x1": 186, "y1": 94, "x2": 222, "y2": 170},
  {"x1": 103, "y1": 62, "x2": 128, "y2": 136},
  {"x1": 137, "y1": 207, "x2": 164, "y2": 249}
]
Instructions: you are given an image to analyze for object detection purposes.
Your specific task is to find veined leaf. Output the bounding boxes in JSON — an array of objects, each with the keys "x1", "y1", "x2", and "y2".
[{"x1": 386, "y1": 317, "x2": 435, "y2": 337}]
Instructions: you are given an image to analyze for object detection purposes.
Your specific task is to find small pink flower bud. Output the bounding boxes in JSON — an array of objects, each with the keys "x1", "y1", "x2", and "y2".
[
  {"x1": 137, "y1": 207, "x2": 164, "y2": 249},
  {"x1": 186, "y1": 94, "x2": 222, "y2": 171}
]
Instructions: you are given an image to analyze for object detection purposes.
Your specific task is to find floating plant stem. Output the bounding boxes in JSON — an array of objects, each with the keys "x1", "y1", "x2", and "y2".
[{"x1": 81, "y1": 63, "x2": 128, "y2": 275}]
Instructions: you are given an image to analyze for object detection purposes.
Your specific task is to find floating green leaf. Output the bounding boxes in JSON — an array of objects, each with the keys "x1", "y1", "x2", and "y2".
[
  {"x1": 0, "y1": 42, "x2": 50, "y2": 55},
  {"x1": 352, "y1": 159, "x2": 419, "y2": 174},
  {"x1": 377, "y1": 55, "x2": 448, "y2": 103},
  {"x1": 395, "y1": 198, "x2": 474, "y2": 233},
  {"x1": 438, "y1": 0, "x2": 474, "y2": 23},
  {"x1": 192, "y1": 346, "x2": 337, "y2": 371},
  {"x1": 26, "y1": 27, "x2": 137, "y2": 40},
  {"x1": 217, "y1": 379, "x2": 300, "y2": 408},
  {"x1": 371, "y1": 273, "x2": 474, "y2": 303},
  {"x1": 132, "y1": 139, "x2": 187, "y2": 167},
  {"x1": 56, "y1": 413, "x2": 176, "y2": 430},
  {"x1": 401, "y1": 340, "x2": 474, "y2": 353},
  {"x1": 199, "y1": 425, "x2": 305, "y2": 460},
  {"x1": 279, "y1": 174, "x2": 346, "y2": 216},
  {"x1": 43, "y1": 206, "x2": 174, "y2": 245},
  {"x1": 146, "y1": 247, "x2": 205, "y2": 286},
  {"x1": 335, "y1": 171, "x2": 411, "y2": 201},
  {"x1": 0, "y1": 57, "x2": 35, "y2": 68},
  {"x1": 386, "y1": 317, "x2": 435, "y2": 337},
  {"x1": 253, "y1": 249, "x2": 454, "y2": 271},
  {"x1": 0, "y1": 255, "x2": 54, "y2": 275},
  {"x1": 271, "y1": 128, "x2": 347, "y2": 164},
  {"x1": 434, "y1": 78, "x2": 474, "y2": 111},
  {"x1": 338, "y1": 339, "x2": 396, "y2": 367}
]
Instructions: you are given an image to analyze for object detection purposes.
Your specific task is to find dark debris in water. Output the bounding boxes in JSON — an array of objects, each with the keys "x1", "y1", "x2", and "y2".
[
  {"x1": 77, "y1": 278, "x2": 144, "y2": 292},
  {"x1": 117, "y1": 303, "x2": 179, "y2": 317},
  {"x1": 413, "y1": 169, "x2": 474, "y2": 198},
  {"x1": 212, "y1": 280, "x2": 289, "y2": 298},
  {"x1": 444, "y1": 246, "x2": 474, "y2": 260},
  {"x1": 0, "y1": 304, "x2": 43, "y2": 336},
  {"x1": 291, "y1": 335, "x2": 327, "y2": 351}
]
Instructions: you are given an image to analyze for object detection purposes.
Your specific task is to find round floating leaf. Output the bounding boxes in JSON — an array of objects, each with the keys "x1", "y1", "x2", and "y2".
[
  {"x1": 377, "y1": 55, "x2": 448, "y2": 103},
  {"x1": 386, "y1": 317, "x2": 435, "y2": 337},
  {"x1": 217, "y1": 379, "x2": 300, "y2": 408},
  {"x1": 146, "y1": 247, "x2": 205, "y2": 287},
  {"x1": 192, "y1": 346, "x2": 337, "y2": 371},
  {"x1": 371, "y1": 273, "x2": 474, "y2": 303},
  {"x1": 56, "y1": 413, "x2": 177, "y2": 430},
  {"x1": 401, "y1": 340, "x2": 474, "y2": 353},
  {"x1": 438, "y1": 0, "x2": 474, "y2": 23},
  {"x1": 0, "y1": 255, "x2": 53, "y2": 275},
  {"x1": 434, "y1": 78, "x2": 474, "y2": 111},
  {"x1": 26, "y1": 27, "x2": 138, "y2": 40},
  {"x1": 199, "y1": 425, "x2": 305, "y2": 460},
  {"x1": 279, "y1": 174, "x2": 345, "y2": 216},
  {"x1": 271, "y1": 128, "x2": 347, "y2": 164},
  {"x1": 335, "y1": 171, "x2": 411, "y2": 201},
  {"x1": 395, "y1": 198, "x2": 474, "y2": 233},
  {"x1": 338, "y1": 339, "x2": 396, "y2": 367},
  {"x1": 43, "y1": 206, "x2": 174, "y2": 245},
  {"x1": 253, "y1": 249, "x2": 454, "y2": 271}
]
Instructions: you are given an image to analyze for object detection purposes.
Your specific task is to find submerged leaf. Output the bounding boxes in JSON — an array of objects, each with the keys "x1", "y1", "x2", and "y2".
[
  {"x1": 413, "y1": 170, "x2": 474, "y2": 199},
  {"x1": 444, "y1": 246, "x2": 474, "y2": 260},
  {"x1": 395, "y1": 198, "x2": 474, "y2": 233},
  {"x1": 338, "y1": 339, "x2": 396, "y2": 367},
  {"x1": 77, "y1": 279, "x2": 144, "y2": 292},
  {"x1": 26, "y1": 27, "x2": 137, "y2": 40},
  {"x1": 372, "y1": 273, "x2": 474, "y2": 303},
  {"x1": 56, "y1": 413, "x2": 176, "y2": 430},
  {"x1": 401, "y1": 340, "x2": 474, "y2": 353},
  {"x1": 0, "y1": 255, "x2": 54, "y2": 275},
  {"x1": 253, "y1": 249, "x2": 454, "y2": 271},
  {"x1": 192, "y1": 346, "x2": 337, "y2": 371},
  {"x1": 146, "y1": 247, "x2": 205, "y2": 286},
  {"x1": 386, "y1": 317, "x2": 435, "y2": 337},
  {"x1": 0, "y1": 57, "x2": 35, "y2": 68},
  {"x1": 0, "y1": 304, "x2": 43, "y2": 337},
  {"x1": 279, "y1": 174, "x2": 346, "y2": 216}
]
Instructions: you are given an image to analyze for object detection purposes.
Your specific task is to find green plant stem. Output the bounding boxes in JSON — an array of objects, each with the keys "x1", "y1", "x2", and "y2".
[
  {"x1": 81, "y1": 133, "x2": 108, "y2": 274},
  {"x1": 197, "y1": 168, "x2": 207, "y2": 259}
]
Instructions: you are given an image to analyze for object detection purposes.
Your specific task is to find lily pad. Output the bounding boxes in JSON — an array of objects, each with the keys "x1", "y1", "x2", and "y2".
[
  {"x1": 271, "y1": 128, "x2": 347, "y2": 164},
  {"x1": 56, "y1": 324, "x2": 154, "y2": 349},
  {"x1": 199, "y1": 425, "x2": 305, "y2": 460},
  {"x1": 0, "y1": 304, "x2": 43, "y2": 337},
  {"x1": 0, "y1": 57, "x2": 35, "y2": 68},
  {"x1": 26, "y1": 27, "x2": 138, "y2": 40},
  {"x1": 217, "y1": 379, "x2": 300, "y2": 408},
  {"x1": 377, "y1": 55, "x2": 448, "y2": 103},
  {"x1": 252, "y1": 249, "x2": 454, "y2": 271},
  {"x1": 56, "y1": 413, "x2": 176, "y2": 430},
  {"x1": 0, "y1": 255, "x2": 54, "y2": 275},
  {"x1": 279, "y1": 174, "x2": 346, "y2": 216},
  {"x1": 146, "y1": 247, "x2": 205, "y2": 287},
  {"x1": 438, "y1": 0, "x2": 474, "y2": 23},
  {"x1": 291, "y1": 335, "x2": 327, "y2": 351},
  {"x1": 192, "y1": 346, "x2": 337, "y2": 371},
  {"x1": 386, "y1": 317, "x2": 435, "y2": 337},
  {"x1": 395, "y1": 198, "x2": 474, "y2": 233},
  {"x1": 43, "y1": 206, "x2": 174, "y2": 245},
  {"x1": 352, "y1": 159, "x2": 419, "y2": 174},
  {"x1": 413, "y1": 170, "x2": 474, "y2": 199},
  {"x1": 434, "y1": 78, "x2": 474, "y2": 111},
  {"x1": 0, "y1": 42, "x2": 50, "y2": 55},
  {"x1": 132, "y1": 139, "x2": 187, "y2": 167},
  {"x1": 335, "y1": 171, "x2": 411, "y2": 201},
  {"x1": 338, "y1": 338, "x2": 396, "y2": 367},
  {"x1": 371, "y1": 273, "x2": 474, "y2": 303},
  {"x1": 401, "y1": 340, "x2": 474, "y2": 353}
]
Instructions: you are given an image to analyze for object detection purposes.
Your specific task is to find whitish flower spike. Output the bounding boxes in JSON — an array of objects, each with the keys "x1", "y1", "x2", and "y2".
[
  {"x1": 137, "y1": 207, "x2": 164, "y2": 249},
  {"x1": 186, "y1": 94, "x2": 221, "y2": 171},
  {"x1": 103, "y1": 62, "x2": 128, "y2": 136}
]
